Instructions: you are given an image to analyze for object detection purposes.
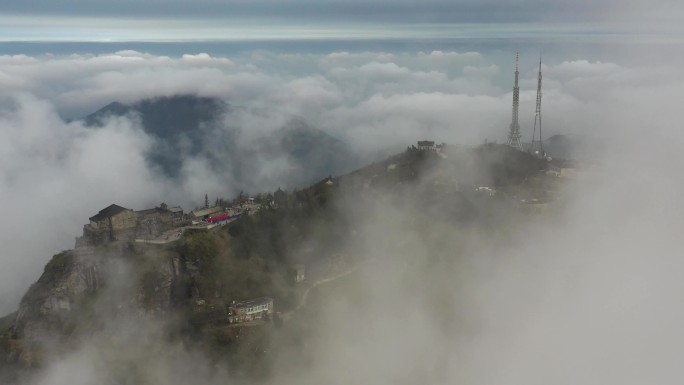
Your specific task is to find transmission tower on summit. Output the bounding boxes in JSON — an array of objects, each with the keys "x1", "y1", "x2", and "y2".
[
  {"x1": 530, "y1": 56, "x2": 544, "y2": 156},
  {"x1": 506, "y1": 52, "x2": 523, "y2": 151}
]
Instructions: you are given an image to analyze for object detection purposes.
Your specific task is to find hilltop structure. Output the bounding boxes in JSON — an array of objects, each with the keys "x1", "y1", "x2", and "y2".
[
  {"x1": 77, "y1": 203, "x2": 182, "y2": 246},
  {"x1": 136, "y1": 204, "x2": 175, "y2": 239},
  {"x1": 506, "y1": 52, "x2": 523, "y2": 151},
  {"x1": 77, "y1": 198, "x2": 259, "y2": 247},
  {"x1": 416, "y1": 140, "x2": 446, "y2": 153},
  {"x1": 530, "y1": 56, "x2": 544, "y2": 156},
  {"x1": 81, "y1": 204, "x2": 138, "y2": 245},
  {"x1": 417, "y1": 140, "x2": 436, "y2": 151}
]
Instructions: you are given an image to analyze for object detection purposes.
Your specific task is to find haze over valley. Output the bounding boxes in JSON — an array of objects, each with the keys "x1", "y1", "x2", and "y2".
[{"x1": 1, "y1": 0, "x2": 684, "y2": 383}]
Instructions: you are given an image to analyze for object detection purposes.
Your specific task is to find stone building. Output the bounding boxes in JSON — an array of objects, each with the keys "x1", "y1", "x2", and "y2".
[
  {"x1": 228, "y1": 297, "x2": 274, "y2": 324},
  {"x1": 82, "y1": 204, "x2": 138, "y2": 244},
  {"x1": 78, "y1": 203, "x2": 184, "y2": 246},
  {"x1": 136, "y1": 204, "x2": 175, "y2": 239}
]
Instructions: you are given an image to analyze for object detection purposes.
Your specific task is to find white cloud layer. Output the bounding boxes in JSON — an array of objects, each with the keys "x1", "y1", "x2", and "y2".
[{"x1": 1, "y1": 44, "x2": 683, "y2": 366}]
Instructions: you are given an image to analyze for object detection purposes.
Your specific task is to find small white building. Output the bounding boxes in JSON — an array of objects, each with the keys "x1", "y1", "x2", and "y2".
[
  {"x1": 228, "y1": 297, "x2": 274, "y2": 324},
  {"x1": 417, "y1": 140, "x2": 436, "y2": 151}
]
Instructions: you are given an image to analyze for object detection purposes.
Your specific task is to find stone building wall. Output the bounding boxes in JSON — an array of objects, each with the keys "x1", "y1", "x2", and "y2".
[
  {"x1": 136, "y1": 209, "x2": 174, "y2": 239},
  {"x1": 82, "y1": 209, "x2": 138, "y2": 244},
  {"x1": 109, "y1": 210, "x2": 138, "y2": 236}
]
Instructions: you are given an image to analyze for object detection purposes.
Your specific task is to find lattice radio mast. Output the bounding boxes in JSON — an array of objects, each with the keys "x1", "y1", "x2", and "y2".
[
  {"x1": 506, "y1": 52, "x2": 523, "y2": 151},
  {"x1": 531, "y1": 56, "x2": 544, "y2": 156}
]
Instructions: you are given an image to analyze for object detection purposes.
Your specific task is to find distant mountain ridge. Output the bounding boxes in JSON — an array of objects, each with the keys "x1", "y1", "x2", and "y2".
[
  {"x1": 257, "y1": 117, "x2": 354, "y2": 181},
  {"x1": 84, "y1": 95, "x2": 230, "y2": 177},
  {"x1": 84, "y1": 95, "x2": 228, "y2": 139},
  {"x1": 80, "y1": 94, "x2": 356, "y2": 189}
]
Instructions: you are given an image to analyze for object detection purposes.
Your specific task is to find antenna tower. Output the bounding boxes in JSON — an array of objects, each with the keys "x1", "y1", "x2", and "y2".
[
  {"x1": 506, "y1": 52, "x2": 523, "y2": 151},
  {"x1": 531, "y1": 56, "x2": 543, "y2": 156}
]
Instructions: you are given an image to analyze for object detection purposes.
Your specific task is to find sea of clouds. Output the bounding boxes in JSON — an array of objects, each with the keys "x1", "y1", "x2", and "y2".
[
  {"x1": 0, "y1": 46, "x2": 681, "y2": 312},
  {"x1": 2, "y1": 43, "x2": 684, "y2": 384}
]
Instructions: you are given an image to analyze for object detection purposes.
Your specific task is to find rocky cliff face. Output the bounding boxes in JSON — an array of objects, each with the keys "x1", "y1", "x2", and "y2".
[
  {"x1": 2, "y1": 243, "x2": 190, "y2": 372},
  {"x1": 0, "y1": 223, "x2": 299, "y2": 384},
  {"x1": 14, "y1": 248, "x2": 99, "y2": 341}
]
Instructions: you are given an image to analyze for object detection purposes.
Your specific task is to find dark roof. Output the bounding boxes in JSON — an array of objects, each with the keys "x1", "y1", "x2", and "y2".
[
  {"x1": 418, "y1": 140, "x2": 435, "y2": 146},
  {"x1": 136, "y1": 207, "x2": 171, "y2": 216},
  {"x1": 89, "y1": 204, "x2": 130, "y2": 222}
]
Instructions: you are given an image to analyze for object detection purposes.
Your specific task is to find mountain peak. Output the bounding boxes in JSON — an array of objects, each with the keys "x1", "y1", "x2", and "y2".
[{"x1": 77, "y1": 95, "x2": 356, "y2": 185}]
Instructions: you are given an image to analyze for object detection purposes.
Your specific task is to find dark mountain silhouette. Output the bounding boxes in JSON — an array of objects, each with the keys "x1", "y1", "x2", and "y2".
[
  {"x1": 80, "y1": 95, "x2": 355, "y2": 188},
  {"x1": 256, "y1": 117, "x2": 356, "y2": 184},
  {"x1": 84, "y1": 95, "x2": 230, "y2": 177},
  {"x1": 84, "y1": 96, "x2": 227, "y2": 138}
]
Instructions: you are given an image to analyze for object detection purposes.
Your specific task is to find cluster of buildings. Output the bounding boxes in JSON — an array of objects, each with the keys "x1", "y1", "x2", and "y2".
[
  {"x1": 75, "y1": 198, "x2": 303, "y2": 327},
  {"x1": 76, "y1": 203, "x2": 180, "y2": 246},
  {"x1": 76, "y1": 198, "x2": 260, "y2": 247},
  {"x1": 189, "y1": 198, "x2": 259, "y2": 225}
]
